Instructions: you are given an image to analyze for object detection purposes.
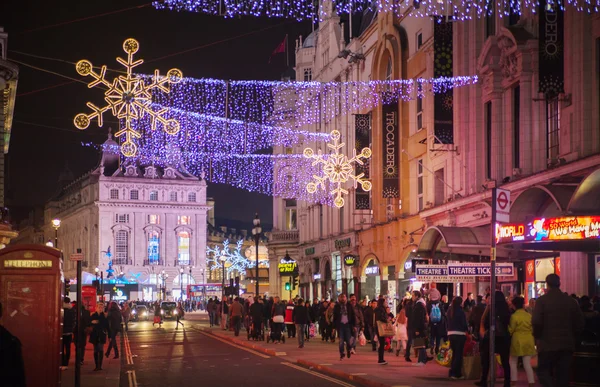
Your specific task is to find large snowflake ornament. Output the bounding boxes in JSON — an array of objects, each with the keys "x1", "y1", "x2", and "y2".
[
  {"x1": 74, "y1": 38, "x2": 183, "y2": 157},
  {"x1": 303, "y1": 130, "x2": 372, "y2": 208}
]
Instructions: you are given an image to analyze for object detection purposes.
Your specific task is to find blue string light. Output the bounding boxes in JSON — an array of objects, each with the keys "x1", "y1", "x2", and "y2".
[
  {"x1": 153, "y1": 0, "x2": 600, "y2": 21},
  {"x1": 206, "y1": 239, "x2": 269, "y2": 277}
]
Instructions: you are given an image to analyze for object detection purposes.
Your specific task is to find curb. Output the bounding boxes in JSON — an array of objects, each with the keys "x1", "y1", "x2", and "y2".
[{"x1": 198, "y1": 325, "x2": 391, "y2": 387}]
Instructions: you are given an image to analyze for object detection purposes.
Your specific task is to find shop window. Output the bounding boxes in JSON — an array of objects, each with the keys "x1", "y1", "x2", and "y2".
[
  {"x1": 148, "y1": 231, "x2": 160, "y2": 264},
  {"x1": 115, "y1": 230, "x2": 128, "y2": 265},
  {"x1": 177, "y1": 231, "x2": 190, "y2": 266},
  {"x1": 285, "y1": 199, "x2": 297, "y2": 230},
  {"x1": 130, "y1": 190, "x2": 139, "y2": 200},
  {"x1": 149, "y1": 191, "x2": 158, "y2": 201},
  {"x1": 110, "y1": 189, "x2": 119, "y2": 200}
]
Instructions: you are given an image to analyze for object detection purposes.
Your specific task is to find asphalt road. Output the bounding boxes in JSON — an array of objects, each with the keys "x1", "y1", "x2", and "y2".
[{"x1": 120, "y1": 315, "x2": 361, "y2": 387}]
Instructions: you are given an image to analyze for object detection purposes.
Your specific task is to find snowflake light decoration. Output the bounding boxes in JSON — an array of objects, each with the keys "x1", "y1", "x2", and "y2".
[
  {"x1": 74, "y1": 38, "x2": 183, "y2": 157},
  {"x1": 206, "y1": 239, "x2": 269, "y2": 277},
  {"x1": 303, "y1": 130, "x2": 372, "y2": 208}
]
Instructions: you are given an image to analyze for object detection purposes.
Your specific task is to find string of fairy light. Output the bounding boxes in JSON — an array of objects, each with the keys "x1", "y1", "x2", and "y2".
[{"x1": 153, "y1": 0, "x2": 600, "y2": 22}]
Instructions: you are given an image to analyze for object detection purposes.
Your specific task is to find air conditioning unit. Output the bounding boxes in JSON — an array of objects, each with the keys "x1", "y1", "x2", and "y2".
[{"x1": 512, "y1": 168, "x2": 522, "y2": 177}]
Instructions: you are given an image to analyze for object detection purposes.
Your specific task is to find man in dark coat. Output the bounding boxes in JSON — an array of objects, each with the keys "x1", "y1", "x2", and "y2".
[
  {"x1": 333, "y1": 294, "x2": 356, "y2": 360},
  {"x1": 292, "y1": 298, "x2": 310, "y2": 348},
  {"x1": 105, "y1": 302, "x2": 122, "y2": 359},
  {"x1": 62, "y1": 297, "x2": 76, "y2": 369},
  {"x1": 410, "y1": 290, "x2": 430, "y2": 365},
  {"x1": 0, "y1": 302, "x2": 26, "y2": 387},
  {"x1": 363, "y1": 299, "x2": 377, "y2": 351},
  {"x1": 533, "y1": 274, "x2": 585, "y2": 387},
  {"x1": 403, "y1": 297, "x2": 415, "y2": 361}
]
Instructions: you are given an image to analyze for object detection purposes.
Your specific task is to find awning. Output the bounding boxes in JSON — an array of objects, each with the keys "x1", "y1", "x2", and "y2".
[{"x1": 414, "y1": 226, "x2": 551, "y2": 261}]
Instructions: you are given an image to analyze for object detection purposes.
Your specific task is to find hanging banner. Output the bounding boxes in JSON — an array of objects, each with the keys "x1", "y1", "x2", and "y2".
[
  {"x1": 433, "y1": 17, "x2": 454, "y2": 144},
  {"x1": 355, "y1": 113, "x2": 372, "y2": 209},
  {"x1": 382, "y1": 103, "x2": 399, "y2": 198},
  {"x1": 538, "y1": 0, "x2": 564, "y2": 95}
]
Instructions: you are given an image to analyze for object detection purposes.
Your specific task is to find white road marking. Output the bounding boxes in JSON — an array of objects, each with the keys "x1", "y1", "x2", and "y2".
[
  {"x1": 197, "y1": 330, "x2": 270, "y2": 359},
  {"x1": 319, "y1": 363, "x2": 333, "y2": 365},
  {"x1": 275, "y1": 352, "x2": 287, "y2": 356},
  {"x1": 126, "y1": 370, "x2": 138, "y2": 387},
  {"x1": 350, "y1": 373, "x2": 367, "y2": 376},
  {"x1": 281, "y1": 362, "x2": 356, "y2": 387}
]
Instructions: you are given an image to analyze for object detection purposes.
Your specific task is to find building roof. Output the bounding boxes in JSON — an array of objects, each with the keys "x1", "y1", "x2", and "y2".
[{"x1": 303, "y1": 30, "x2": 317, "y2": 48}]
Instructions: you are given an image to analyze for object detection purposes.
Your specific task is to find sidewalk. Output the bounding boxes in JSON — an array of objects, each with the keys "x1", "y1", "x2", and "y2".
[
  {"x1": 61, "y1": 338, "x2": 121, "y2": 387},
  {"x1": 195, "y1": 320, "x2": 538, "y2": 387}
]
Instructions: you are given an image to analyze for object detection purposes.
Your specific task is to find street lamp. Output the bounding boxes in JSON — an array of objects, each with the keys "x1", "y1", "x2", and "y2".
[
  {"x1": 94, "y1": 267, "x2": 104, "y2": 298},
  {"x1": 159, "y1": 270, "x2": 169, "y2": 301},
  {"x1": 180, "y1": 267, "x2": 184, "y2": 301},
  {"x1": 251, "y1": 213, "x2": 262, "y2": 298},
  {"x1": 46, "y1": 240, "x2": 54, "y2": 247},
  {"x1": 219, "y1": 255, "x2": 227, "y2": 302},
  {"x1": 52, "y1": 218, "x2": 61, "y2": 248}
]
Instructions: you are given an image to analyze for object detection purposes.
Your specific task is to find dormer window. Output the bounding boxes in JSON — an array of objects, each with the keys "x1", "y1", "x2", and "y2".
[
  {"x1": 130, "y1": 190, "x2": 139, "y2": 200},
  {"x1": 169, "y1": 191, "x2": 178, "y2": 202},
  {"x1": 187, "y1": 192, "x2": 196, "y2": 202},
  {"x1": 110, "y1": 189, "x2": 119, "y2": 200},
  {"x1": 149, "y1": 191, "x2": 158, "y2": 201}
]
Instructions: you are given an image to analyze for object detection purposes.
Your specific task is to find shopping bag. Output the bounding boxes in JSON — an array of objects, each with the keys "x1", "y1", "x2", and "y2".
[
  {"x1": 412, "y1": 337, "x2": 427, "y2": 349},
  {"x1": 462, "y1": 355, "x2": 482, "y2": 380},
  {"x1": 376, "y1": 321, "x2": 395, "y2": 337},
  {"x1": 495, "y1": 355, "x2": 505, "y2": 379},
  {"x1": 358, "y1": 331, "x2": 366, "y2": 346},
  {"x1": 435, "y1": 340, "x2": 452, "y2": 367},
  {"x1": 309, "y1": 323, "x2": 316, "y2": 338}
]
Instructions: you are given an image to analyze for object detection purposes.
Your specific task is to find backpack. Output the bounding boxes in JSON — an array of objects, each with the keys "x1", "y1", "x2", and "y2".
[{"x1": 430, "y1": 304, "x2": 442, "y2": 323}]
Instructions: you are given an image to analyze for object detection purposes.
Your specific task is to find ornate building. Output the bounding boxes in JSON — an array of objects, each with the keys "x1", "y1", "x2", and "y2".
[{"x1": 16, "y1": 130, "x2": 212, "y2": 301}]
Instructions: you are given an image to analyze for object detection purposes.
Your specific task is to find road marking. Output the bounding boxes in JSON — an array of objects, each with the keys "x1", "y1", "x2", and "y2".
[
  {"x1": 281, "y1": 362, "x2": 356, "y2": 387},
  {"x1": 319, "y1": 363, "x2": 333, "y2": 365},
  {"x1": 126, "y1": 370, "x2": 138, "y2": 387},
  {"x1": 351, "y1": 373, "x2": 367, "y2": 376},
  {"x1": 275, "y1": 352, "x2": 287, "y2": 356},
  {"x1": 123, "y1": 331, "x2": 134, "y2": 365},
  {"x1": 196, "y1": 330, "x2": 270, "y2": 359}
]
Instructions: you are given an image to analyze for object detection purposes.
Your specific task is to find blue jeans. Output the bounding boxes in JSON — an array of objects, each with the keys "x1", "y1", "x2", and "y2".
[
  {"x1": 338, "y1": 324, "x2": 352, "y2": 358},
  {"x1": 296, "y1": 324, "x2": 305, "y2": 347}
]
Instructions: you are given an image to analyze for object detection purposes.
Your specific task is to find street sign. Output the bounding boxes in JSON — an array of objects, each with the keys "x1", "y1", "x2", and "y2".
[
  {"x1": 70, "y1": 253, "x2": 84, "y2": 262},
  {"x1": 415, "y1": 265, "x2": 476, "y2": 283},
  {"x1": 447, "y1": 262, "x2": 514, "y2": 276},
  {"x1": 496, "y1": 188, "x2": 510, "y2": 223}
]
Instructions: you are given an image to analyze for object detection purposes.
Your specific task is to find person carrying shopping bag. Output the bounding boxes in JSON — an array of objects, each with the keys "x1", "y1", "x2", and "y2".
[{"x1": 508, "y1": 296, "x2": 536, "y2": 387}]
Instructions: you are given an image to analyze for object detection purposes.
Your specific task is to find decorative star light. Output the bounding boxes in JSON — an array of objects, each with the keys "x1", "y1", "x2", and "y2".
[
  {"x1": 74, "y1": 38, "x2": 183, "y2": 157},
  {"x1": 304, "y1": 130, "x2": 372, "y2": 208}
]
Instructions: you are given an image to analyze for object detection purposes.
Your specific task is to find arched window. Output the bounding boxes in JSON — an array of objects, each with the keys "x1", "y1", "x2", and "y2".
[
  {"x1": 110, "y1": 189, "x2": 119, "y2": 200},
  {"x1": 187, "y1": 192, "x2": 196, "y2": 202},
  {"x1": 149, "y1": 191, "x2": 158, "y2": 201},
  {"x1": 148, "y1": 231, "x2": 160, "y2": 265},
  {"x1": 177, "y1": 231, "x2": 190, "y2": 265},
  {"x1": 115, "y1": 230, "x2": 128, "y2": 265},
  {"x1": 169, "y1": 191, "x2": 178, "y2": 202}
]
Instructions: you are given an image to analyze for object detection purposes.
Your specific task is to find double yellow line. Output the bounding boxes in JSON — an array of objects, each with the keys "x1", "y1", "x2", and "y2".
[{"x1": 123, "y1": 330, "x2": 134, "y2": 365}]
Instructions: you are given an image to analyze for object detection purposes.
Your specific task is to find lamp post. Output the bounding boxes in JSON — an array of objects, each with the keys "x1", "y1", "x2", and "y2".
[
  {"x1": 219, "y1": 255, "x2": 227, "y2": 302},
  {"x1": 251, "y1": 213, "x2": 262, "y2": 297},
  {"x1": 52, "y1": 218, "x2": 61, "y2": 248},
  {"x1": 159, "y1": 270, "x2": 169, "y2": 301},
  {"x1": 180, "y1": 267, "x2": 184, "y2": 301},
  {"x1": 94, "y1": 267, "x2": 100, "y2": 296}
]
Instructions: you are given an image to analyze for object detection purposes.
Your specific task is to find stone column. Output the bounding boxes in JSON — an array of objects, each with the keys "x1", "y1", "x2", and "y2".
[{"x1": 268, "y1": 253, "x2": 280, "y2": 297}]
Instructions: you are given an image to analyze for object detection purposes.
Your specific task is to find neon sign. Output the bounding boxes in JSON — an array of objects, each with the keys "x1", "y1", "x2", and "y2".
[
  {"x1": 496, "y1": 216, "x2": 600, "y2": 245},
  {"x1": 496, "y1": 223, "x2": 526, "y2": 244}
]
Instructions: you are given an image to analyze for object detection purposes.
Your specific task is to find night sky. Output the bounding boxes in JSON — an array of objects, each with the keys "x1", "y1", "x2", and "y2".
[{"x1": 1, "y1": 0, "x2": 312, "y2": 228}]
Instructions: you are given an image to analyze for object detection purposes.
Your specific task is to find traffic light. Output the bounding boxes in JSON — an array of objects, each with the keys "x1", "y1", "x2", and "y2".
[
  {"x1": 285, "y1": 282, "x2": 291, "y2": 291},
  {"x1": 65, "y1": 279, "x2": 71, "y2": 294},
  {"x1": 292, "y1": 276, "x2": 299, "y2": 290}
]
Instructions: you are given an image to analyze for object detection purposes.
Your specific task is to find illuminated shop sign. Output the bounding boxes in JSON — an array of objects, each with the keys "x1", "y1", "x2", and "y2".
[
  {"x1": 313, "y1": 273, "x2": 322, "y2": 281},
  {"x1": 4, "y1": 260, "x2": 53, "y2": 269},
  {"x1": 278, "y1": 259, "x2": 298, "y2": 275},
  {"x1": 495, "y1": 224, "x2": 526, "y2": 244},
  {"x1": 344, "y1": 255, "x2": 356, "y2": 266},
  {"x1": 365, "y1": 266, "x2": 379, "y2": 276}
]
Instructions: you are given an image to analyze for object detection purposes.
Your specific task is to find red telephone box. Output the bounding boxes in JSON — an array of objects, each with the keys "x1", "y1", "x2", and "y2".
[
  {"x1": 0, "y1": 244, "x2": 63, "y2": 387},
  {"x1": 82, "y1": 285, "x2": 97, "y2": 312}
]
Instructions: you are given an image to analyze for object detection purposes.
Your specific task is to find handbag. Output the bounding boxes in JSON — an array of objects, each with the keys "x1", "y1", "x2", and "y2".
[
  {"x1": 359, "y1": 331, "x2": 366, "y2": 346},
  {"x1": 376, "y1": 321, "x2": 395, "y2": 337},
  {"x1": 273, "y1": 315, "x2": 284, "y2": 323},
  {"x1": 462, "y1": 355, "x2": 482, "y2": 380},
  {"x1": 413, "y1": 337, "x2": 427, "y2": 349}
]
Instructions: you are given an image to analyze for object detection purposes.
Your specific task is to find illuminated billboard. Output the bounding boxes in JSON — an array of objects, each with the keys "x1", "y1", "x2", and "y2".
[{"x1": 496, "y1": 216, "x2": 600, "y2": 245}]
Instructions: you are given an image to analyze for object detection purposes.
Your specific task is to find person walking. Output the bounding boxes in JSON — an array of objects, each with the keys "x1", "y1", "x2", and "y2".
[
  {"x1": 105, "y1": 302, "x2": 122, "y2": 359},
  {"x1": 404, "y1": 296, "x2": 415, "y2": 361},
  {"x1": 121, "y1": 302, "x2": 132, "y2": 332},
  {"x1": 508, "y1": 296, "x2": 536, "y2": 387},
  {"x1": 76, "y1": 303, "x2": 92, "y2": 366},
  {"x1": 411, "y1": 290, "x2": 430, "y2": 366},
  {"x1": 207, "y1": 298, "x2": 215, "y2": 326},
  {"x1": 271, "y1": 297, "x2": 286, "y2": 343},
  {"x1": 374, "y1": 298, "x2": 388, "y2": 365},
  {"x1": 0, "y1": 302, "x2": 26, "y2": 387},
  {"x1": 230, "y1": 297, "x2": 243, "y2": 336},
  {"x1": 363, "y1": 299, "x2": 377, "y2": 352},
  {"x1": 325, "y1": 301, "x2": 336, "y2": 342},
  {"x1": 349, "y1": 294, "x2": 364, "y2": 355},
  {"x1": 153, "y1": 301, "x2": 162, "y2": 328},
  {"x1": 175, "y1": 301, "x2": 185, "y2": 330},
  {"x1": 318, "y1": 300, "x2": 329, "y2": 340},
  {"x1": 61, "y1": 297, "x2": 76, "y2": 370},
  {"x1": 476, "y1": 291, "x2": 511, "y2": 387},
  {"x1": 393, "y1": 300, "x2": 408, "y2": 356},
  {"x1": 285, "y1": 299, "x2": 296, "y2": 338},
  {"x1": 532, "y1": 274, "x2": 585, "y2": 387},
  {"x1": 293, "y1": 298, "x2": 310, "y2": 348},
  {"x1": 333, "y1": 294, "x2": 356, "y2": 359},
  {"x1": 427, "y1": 284, "x2": 446, "y2": 355},
  {"x1": 90, "y1": 302, "x2": 109, "y2": 371},
  {"x1": 446, "y1": 296, "x2": 468, "y2": 380}
]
